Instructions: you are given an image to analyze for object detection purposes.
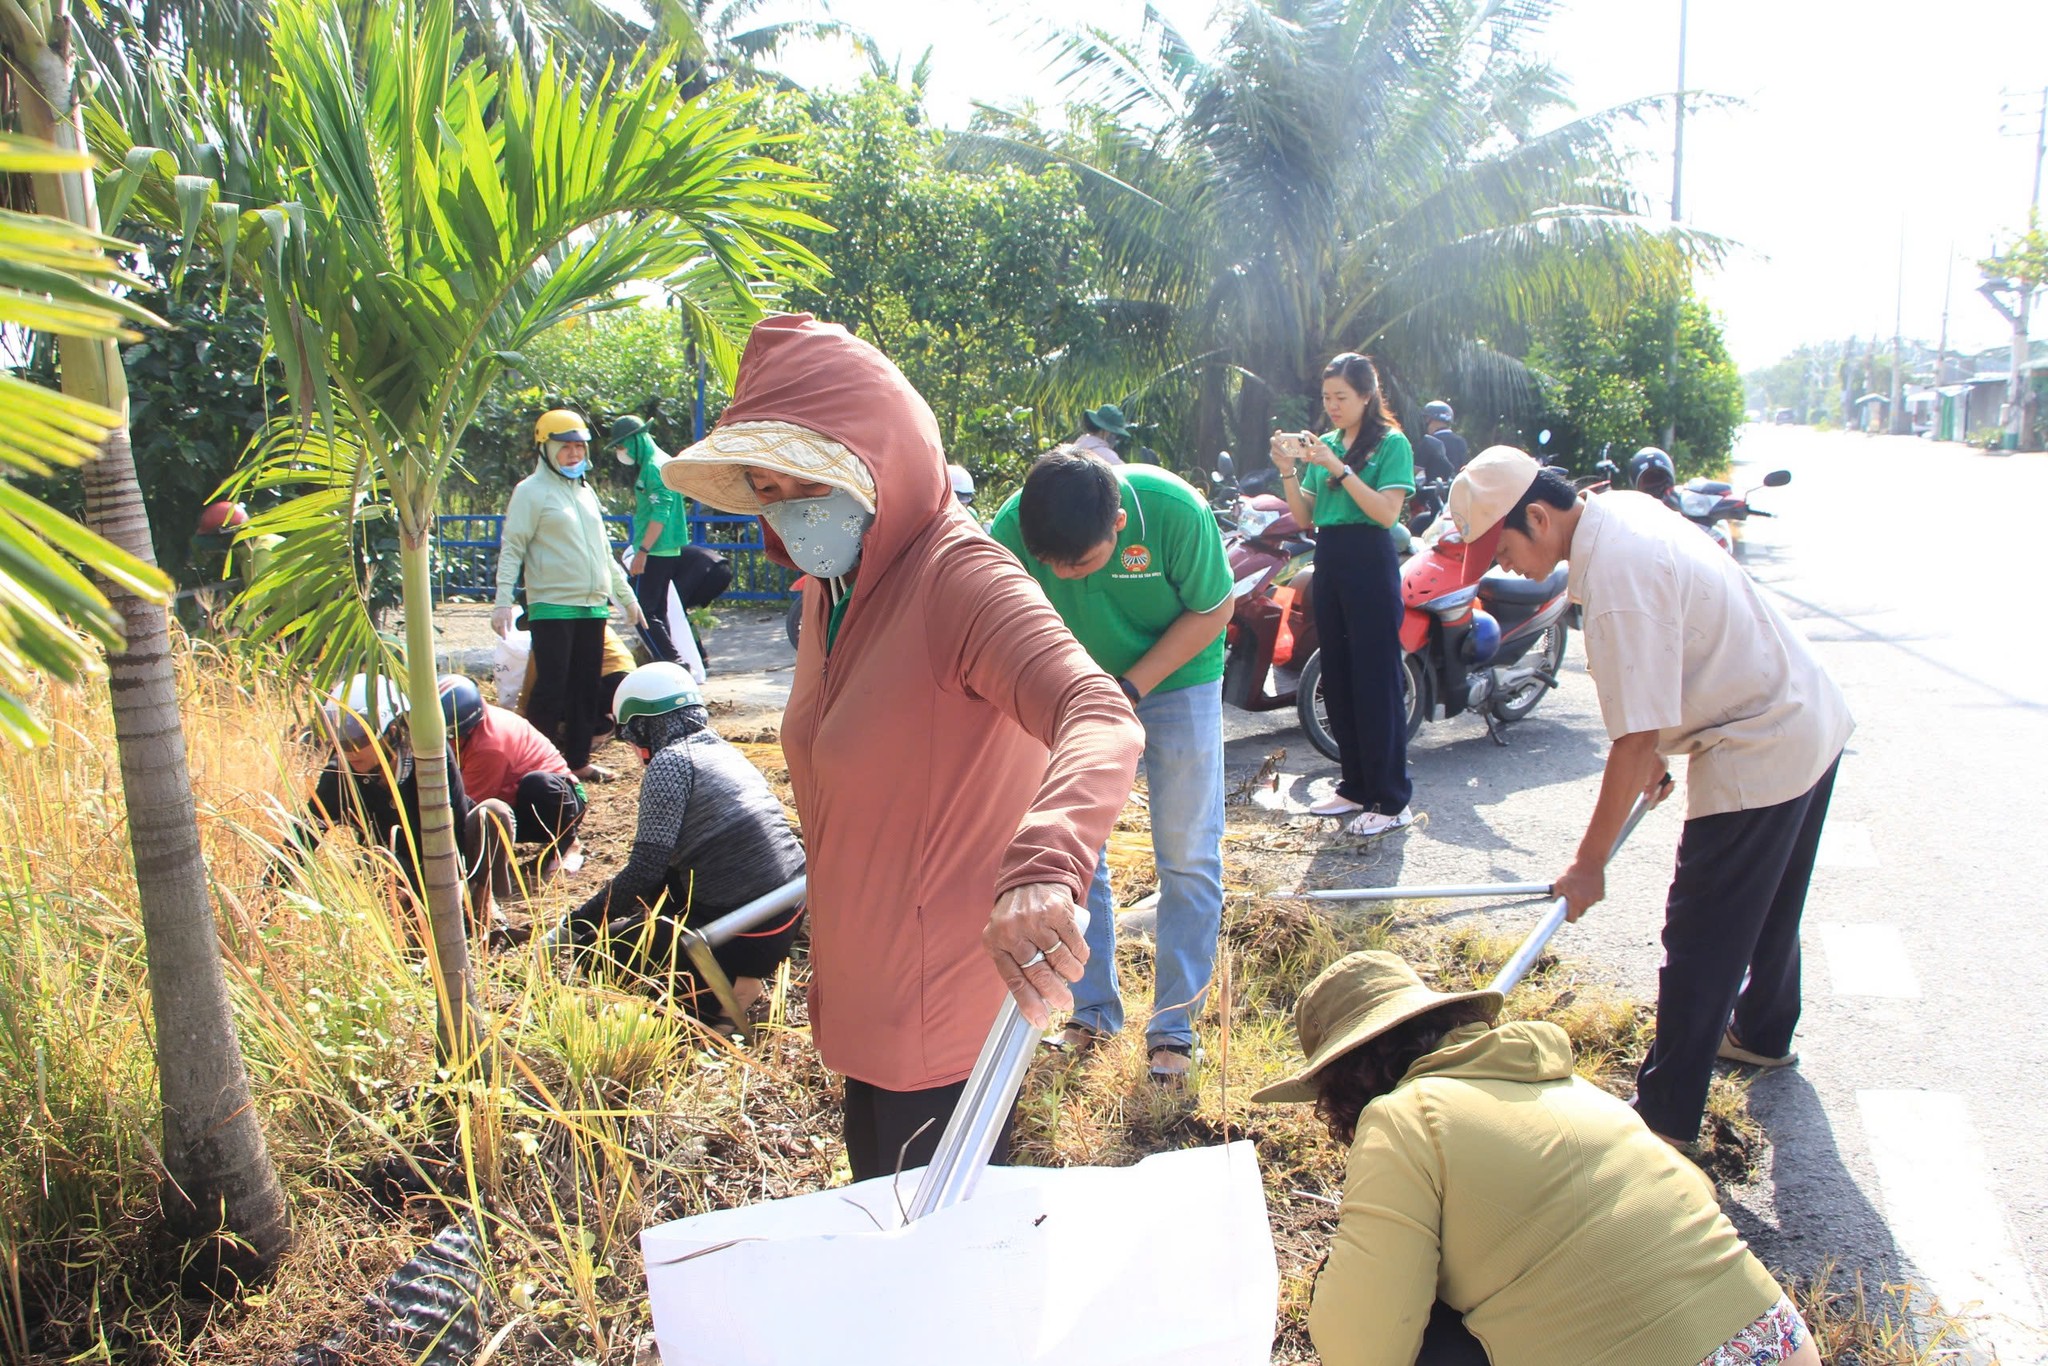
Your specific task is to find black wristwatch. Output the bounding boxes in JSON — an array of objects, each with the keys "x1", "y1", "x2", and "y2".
[
  {"x1": 1330, "y1": 465, "x2": 1351, "y2": 484},
  {"x1": 1116, "y1": 676, "x2": 1142, "y2": 705}
]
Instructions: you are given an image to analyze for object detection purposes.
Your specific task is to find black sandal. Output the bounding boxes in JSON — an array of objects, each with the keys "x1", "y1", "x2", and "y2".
[
  {"x1": 1148, "y1": 1042, "x2": 1194, "y2": 1087},
  {"x1": 1043, "y1": 1022, "x2": 1107, "y2": 1055}
]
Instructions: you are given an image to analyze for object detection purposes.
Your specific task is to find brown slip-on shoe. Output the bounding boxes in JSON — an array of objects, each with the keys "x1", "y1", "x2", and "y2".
[{"x1": 1717, "y1": 1028, "x2": 1797, "y2": 1069}]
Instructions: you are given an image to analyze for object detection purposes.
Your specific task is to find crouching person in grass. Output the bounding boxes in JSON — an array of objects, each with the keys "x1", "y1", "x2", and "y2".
[
  {"x1": 1257, "y1": 951, "x2": 1820, "y2": 1366},
  {"x1": 556, "y1": 662, "x2": 805, "y2": 1025},
  {"x1": 288, "y1": 674, "x2": 511, "y2": 932},
  {"x1": 990, "y1": 448, "x2": 1233, "y2": 1085},
  {"x1": 439, "y1": 674, "x2": 587, "y2": 882}
]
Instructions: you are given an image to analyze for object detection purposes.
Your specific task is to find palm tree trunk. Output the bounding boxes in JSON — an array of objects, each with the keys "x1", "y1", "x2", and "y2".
[
  {"x1": 397, "y1": 520, "x2": 480, "y2": 1066},
  {"x1": 8, "y1": 11, "x2": 290, "y2": 1292}
]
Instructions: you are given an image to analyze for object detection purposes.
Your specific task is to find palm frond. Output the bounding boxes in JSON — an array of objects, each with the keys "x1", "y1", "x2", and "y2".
[{"x1": 0, "y1": 137, "x2": 174, "y2": 748}]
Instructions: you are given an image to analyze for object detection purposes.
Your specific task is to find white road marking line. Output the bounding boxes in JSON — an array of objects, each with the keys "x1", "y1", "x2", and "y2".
[
  {"x1": 1814, "y1": 923, "x2": 1921, "y2": 999},
  {"x1": 1857, "y1": 1091, "x2": 2047, "y2": 1363},
  {"x1": 1816, "y1": 820, "x2": 1879, "y2": 868}
]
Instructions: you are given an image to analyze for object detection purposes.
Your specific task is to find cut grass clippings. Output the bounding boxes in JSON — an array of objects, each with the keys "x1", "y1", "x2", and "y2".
[{"x1": 0, "y1": 637, "x2": 1941, "y2": 1362}]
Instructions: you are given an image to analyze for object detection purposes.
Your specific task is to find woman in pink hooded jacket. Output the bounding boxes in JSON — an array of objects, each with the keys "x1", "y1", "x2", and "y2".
[{"x1": 661, "y1": 316, "x2": 1144, "y2": 1180}]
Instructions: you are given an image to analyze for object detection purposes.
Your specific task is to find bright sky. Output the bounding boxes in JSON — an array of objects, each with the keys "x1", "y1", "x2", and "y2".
[{"x1": 769, "y1": 0, "x2": 2048, "y2": 371}]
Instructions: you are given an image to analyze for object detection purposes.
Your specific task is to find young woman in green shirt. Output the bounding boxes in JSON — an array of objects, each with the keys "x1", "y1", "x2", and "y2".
[{"x1": 1273, "y1": 353, "x2": 1416, "y2": 837}]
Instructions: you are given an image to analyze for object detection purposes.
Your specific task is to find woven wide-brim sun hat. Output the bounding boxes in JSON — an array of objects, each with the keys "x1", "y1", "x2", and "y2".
[
  {"x1": 659, "y1": 420, "x2": 877, "y2": 515},
  {"x1": 1251, "y1": 951, "x2": 1502, "y2": 1104}
]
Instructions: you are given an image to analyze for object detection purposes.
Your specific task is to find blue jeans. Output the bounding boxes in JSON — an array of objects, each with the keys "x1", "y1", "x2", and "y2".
[{"x1": 1072, "y1": 680, "x2": 1225, "y2": 1050}]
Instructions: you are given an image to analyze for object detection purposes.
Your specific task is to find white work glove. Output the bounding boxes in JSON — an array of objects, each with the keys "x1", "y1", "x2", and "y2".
[
  {"x1": 491, "y1": 604, "x2": 518, "y2": 638},
  {"x1": 625, "y1": 599, "x2": 647, "y2": 629}
]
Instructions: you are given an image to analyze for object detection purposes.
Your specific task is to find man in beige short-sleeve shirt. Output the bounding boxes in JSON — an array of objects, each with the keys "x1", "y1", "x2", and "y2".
[{"x1": 1449, "y1": 447, "x2": 1852, "y2": 1144}]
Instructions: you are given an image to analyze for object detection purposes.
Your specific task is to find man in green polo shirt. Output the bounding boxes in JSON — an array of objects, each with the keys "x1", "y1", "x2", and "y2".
[{"x1": 990, "y1": 447, "x2": 1232, "y2": 1084}]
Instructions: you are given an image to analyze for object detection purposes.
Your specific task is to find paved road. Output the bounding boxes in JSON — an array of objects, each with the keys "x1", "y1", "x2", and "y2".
[{"x1": 1226, "y1": 425, "x2": 2048, "y2": 1358}]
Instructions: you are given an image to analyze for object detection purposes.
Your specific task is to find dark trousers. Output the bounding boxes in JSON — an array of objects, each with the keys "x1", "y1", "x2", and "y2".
[
  {"x1": 842, "y1": 1077, "x2": 1016, "y2": 1184},
  {"x1": 526, "y1": 616, "x2": 607, "y2": 769},
  {"x1": 634, "y1": 553, "x2": 689, "y2": 662},
  {"x1": 1635, "y1": 756, "x2": 1841, "y2": 1141},
  {"x1": 1312, "y1": 522, "x2": 1412, "y2": 812},
  {"x1": 1419, "y1": 1303, "x2": 1490, "y2": 1364},
  {"x1": 511, "y1": 770, "x2": 586, "y2": 849}
]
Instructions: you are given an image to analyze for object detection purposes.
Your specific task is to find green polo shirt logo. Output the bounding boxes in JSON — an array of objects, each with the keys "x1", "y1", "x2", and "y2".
[{"x1": 991, "y1": 466, "x2": 1233, "y2": 695}]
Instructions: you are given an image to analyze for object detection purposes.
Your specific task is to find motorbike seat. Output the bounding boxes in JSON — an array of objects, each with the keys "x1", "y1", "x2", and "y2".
[{"x1": 1478, "y1": 567, "x2": 1568, "y2": 607}]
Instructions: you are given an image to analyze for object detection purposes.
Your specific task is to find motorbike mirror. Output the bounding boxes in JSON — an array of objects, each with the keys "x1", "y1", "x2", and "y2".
[
  {"x1": 1216, "y1": 451, "x2": 1237, "y2": 480},
  {"x1": 1762, "y1": 469, "x2": 1791, "y2": 487},
  {"x1": 1537, "y1": 428, "x2": 1552, "y2": 448}
]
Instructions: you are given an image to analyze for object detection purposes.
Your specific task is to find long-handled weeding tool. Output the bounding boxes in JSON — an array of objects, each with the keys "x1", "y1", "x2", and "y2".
[
  {"x1": 907, "y1": 909, "x2": 1092, "y2": 1221},
  {"x1": 539, "y1": 876, "x2": 807, "y2": 1025},
  {"x1": 1489, "y1": 778, "x2": 1669, "y2": 995}
]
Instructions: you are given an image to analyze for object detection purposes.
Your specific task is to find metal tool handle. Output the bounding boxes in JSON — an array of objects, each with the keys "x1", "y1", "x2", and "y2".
[
  {"x1": 1488, "y1": 782, "x2": 1666, "y2": 996},
  {"x1": 906, "y1": 908, "x2": 1090, "y2": 1222},
  {"x1": 540, "y1": 874, "x2": 807, "y2": 953},
  {"x1": 1303, "y1": 880, "x2": 1554, "y2": 904}
]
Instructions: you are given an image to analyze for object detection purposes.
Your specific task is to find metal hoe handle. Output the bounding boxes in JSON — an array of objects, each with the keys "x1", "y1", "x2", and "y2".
[
  {"x1": 907, "y1": 908, "x2": 1090, "y2": 1222},
  {"x1": 1488, "y1": 784, "x2": 1665, "y2": 996},
  {"x1": 1302, "y1": 880, "x2": 1555, "y2": 904},
  {"x1": 540, "y1": 874, "x2": 807, "y2": 954}
]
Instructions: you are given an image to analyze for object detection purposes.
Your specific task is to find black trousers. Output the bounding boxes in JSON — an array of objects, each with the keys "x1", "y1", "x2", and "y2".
[
  {"x1": 1635, "y1": 756, "x2": 1841, "y2": 1141},
  {"x1": 1312, "y1": 522, "x2": 1412, "y2": 812},
  {"x1": 842, "y1": 1077, "x2": 1016, "y2": 1184},
  {"x1": 510, "y1": 770, "x2": 586, "y2": 848},
  {"x1": 526, "y1": 616, "x2": 607, "y2": 769},
  {"x1": 634, "y1": 553, "x2": 689, "y2": 663}
]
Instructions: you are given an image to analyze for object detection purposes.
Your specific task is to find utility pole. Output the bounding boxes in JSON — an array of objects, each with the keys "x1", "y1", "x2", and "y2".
[
  {"x1": 1889, "y1": 226, "x2": 1907, "y2": 435},
  {"x1": 1934, "y1": 243, "x2": 1955, "y2": 438},
  {"x1": 1984, "y1": 86, "x2": 2047, "y2": 452},
  {"x1": 1662, "y1": 0, "x2": 1689, "y2": 452}
]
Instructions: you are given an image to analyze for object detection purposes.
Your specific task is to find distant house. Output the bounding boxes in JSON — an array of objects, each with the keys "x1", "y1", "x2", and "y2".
[
  {"x1": 1933, "y1": 375, "x2": 2008, "y2": 442},
  {"x1": 1852, "y1": 392, "x2": 1890, "y2": 432}
]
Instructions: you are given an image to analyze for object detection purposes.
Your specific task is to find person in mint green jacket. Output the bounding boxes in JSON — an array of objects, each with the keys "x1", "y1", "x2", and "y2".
[{"x1": 493, "y1": 409, "x2": 642, "y2": 780}]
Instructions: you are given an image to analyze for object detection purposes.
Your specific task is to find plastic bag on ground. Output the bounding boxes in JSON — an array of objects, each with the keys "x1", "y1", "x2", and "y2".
[
  {"x1": 640, "y1": 1142, "x2": 1276, "y2": 1366},
  {"x1": 491, "y1": 629, "x2": 531, "y2": 707}
]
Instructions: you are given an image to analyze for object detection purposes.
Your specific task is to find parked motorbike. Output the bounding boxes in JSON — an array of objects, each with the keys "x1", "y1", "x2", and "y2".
[
  {"x1": 1671, "y1": 469, "x2": 1790, "y2": 554},
  {"x1": 1297, "y1": 507, "x2": 1571, "y2": 761},
  {"x1": 1212, "y1": 452, "x2": 1322, "y2": 717}
]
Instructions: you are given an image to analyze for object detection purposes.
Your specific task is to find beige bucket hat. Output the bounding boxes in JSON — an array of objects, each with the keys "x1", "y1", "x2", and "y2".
[
  {"x1": 659, "y1": 420, "x2": 877, "y2": 515},
  {"x1": 1251, "y1": 951, "x2": 1502, "y2": 1104}
]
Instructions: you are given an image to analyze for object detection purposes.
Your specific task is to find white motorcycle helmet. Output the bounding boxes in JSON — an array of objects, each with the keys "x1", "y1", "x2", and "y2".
[
  {"x1": 613, "y1": 661, "x2": 705, "y2": 749},
  {"x1": 948, "y1": 463, "x2": 976, "y2": 505},
  {"x1": 319, "y1": 672, "x2": 408, "y2": 750}
]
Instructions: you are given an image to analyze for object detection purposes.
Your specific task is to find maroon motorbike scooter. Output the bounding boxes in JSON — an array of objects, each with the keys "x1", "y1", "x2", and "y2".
[{"x1": 1211, "y1": 453, "x2": 1321, "y2": 719}]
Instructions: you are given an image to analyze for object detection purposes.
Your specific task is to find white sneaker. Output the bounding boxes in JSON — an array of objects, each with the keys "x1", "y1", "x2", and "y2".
[
  {"x1": 1309, "y1": 793, "x2": 1365, "y2": 817},
  {"x1": 1345, "y1": 806, "x2": 1415, "y2": 838}
]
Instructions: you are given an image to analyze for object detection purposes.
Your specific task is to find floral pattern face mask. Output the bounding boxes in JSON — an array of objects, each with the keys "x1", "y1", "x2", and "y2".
[{"x1": 758, "y1": 485, "x2": 875, "y2": 578}]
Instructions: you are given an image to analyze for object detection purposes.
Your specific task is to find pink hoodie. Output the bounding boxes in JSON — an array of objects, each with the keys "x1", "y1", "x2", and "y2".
[{"x1": 728, "y1": 316, "x2": 1144, "y2": 1091}]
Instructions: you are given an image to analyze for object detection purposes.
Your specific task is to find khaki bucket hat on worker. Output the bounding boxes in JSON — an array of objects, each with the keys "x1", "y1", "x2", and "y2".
[
  {"x1": 1251, "y1": 951, "x2": 1502, "y2": 1104},
  {"x1": 659, "y1": 420, "x2": 877, "y2": 515}
]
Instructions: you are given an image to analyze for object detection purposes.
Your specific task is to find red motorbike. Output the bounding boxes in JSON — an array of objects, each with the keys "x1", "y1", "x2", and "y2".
[
  {"x1": 1298, "y1": 512, "x2": 1571, "y2": 760},
  {"x1": 1212, "y1": 453, "x2": 1321, "y2": 718}
]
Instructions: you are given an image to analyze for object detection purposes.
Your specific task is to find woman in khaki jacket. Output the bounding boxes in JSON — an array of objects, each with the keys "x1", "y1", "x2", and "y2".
[{"x1": 1256, "y1": 952, "x2": 1820, "y2": 1366}]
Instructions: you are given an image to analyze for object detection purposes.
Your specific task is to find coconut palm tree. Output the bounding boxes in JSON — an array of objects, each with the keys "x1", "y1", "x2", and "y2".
[
  {"x1": 97, "y1": 0, "x2": 823, "y2": 1064},
  {"x1": 0, "y1": 6, "x2": 293, "y2": 1287},
  {"x1": 965, "y1": 0, "x2": 1723, "y2": 457}
]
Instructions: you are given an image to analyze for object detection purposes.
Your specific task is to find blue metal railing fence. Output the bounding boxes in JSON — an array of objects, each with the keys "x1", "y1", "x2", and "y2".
[{"x1": 431, "y1": 509, "x2": 795, "y2": 602}]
